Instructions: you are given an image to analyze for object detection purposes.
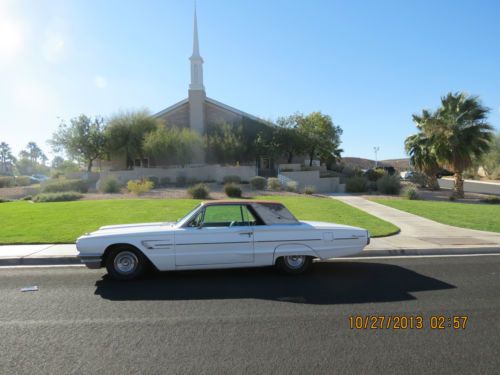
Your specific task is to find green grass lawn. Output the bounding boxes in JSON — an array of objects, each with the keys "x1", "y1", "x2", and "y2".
[
  {"x1": 373, "y1": 198, "x2": 500, "y2": 233},
  {"x1": 0, "y1": 196, "x2": 399, "y2": 244}
]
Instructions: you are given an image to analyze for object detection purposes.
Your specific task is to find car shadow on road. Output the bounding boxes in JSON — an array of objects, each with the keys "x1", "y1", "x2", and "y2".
[{"x1": 94, "y1": 261, "x2": 455, "y2": 305}]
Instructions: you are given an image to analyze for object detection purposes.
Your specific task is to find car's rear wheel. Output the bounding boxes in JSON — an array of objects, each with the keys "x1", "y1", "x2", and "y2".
[
  {"x1": 276, "y1": 255, "x2": 312, "y2": 274},
  {"x1": 105, "y1": 247, "x2": 146, "y2": 280}
]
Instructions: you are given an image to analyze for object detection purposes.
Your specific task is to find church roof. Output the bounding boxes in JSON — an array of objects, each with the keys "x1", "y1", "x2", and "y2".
[{"x1": 154, "y1": 98, "x2": 189, "y2": 118}]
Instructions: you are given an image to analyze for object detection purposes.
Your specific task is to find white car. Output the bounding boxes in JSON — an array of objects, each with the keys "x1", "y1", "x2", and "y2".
[{"x1": 76, "y1": 200, "x2": 370, "y2": 280}]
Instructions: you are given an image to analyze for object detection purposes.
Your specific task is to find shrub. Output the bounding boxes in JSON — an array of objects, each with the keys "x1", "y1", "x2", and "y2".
[
  {"x1": 0, "y1": 198, "x2": 13, "y2": 203},
  {"x1": 15, "y1": 176, "x2": 32, "y2": 186},
  {"x1": 401, "y1": 184, "x2": 419, "y2": 200},
  {"x1": 330, "y1": 164, "x2": 344, "y2": 173},
  {"x1": 303, "y1": 185, "x2": 315, "y2": 195},
  {"x1": 127, "y1": 179, "x2": 154, "y2": 195},
  {"x1": 365, "y1": 168, "x2": 386, "y2": 181},
  {"x1": 410, "y1": 172, "x2": 428, "y2": 188},
  {"x1": 267, "y1": 177, "x2": 281, "y2": 191},
  {"x1": 377, "y1": 174, "x2": 401, "y2": 195},
  {"x1": 187, "y1": 183, "x2": 210, "y2": 199},
  {"x1": 250, "y1": 176, "x2": 266, "y2": 190},
  {"x1": 224, "y1": 183, "x2": 242, "y2": 198},
  {"x1": 99, "y1": 176, "x2": 121, "y2": 193},
  {"x1": 34, "y1": 192, "x2": 83, "y2": 202},
  {"x1": 366, "y1": 180, "x2": 378, "y2": 192},
  {"x1": 285, "y1": 181, "x2": 298, "y2": 192},
  {"x1": 480, "y1": 196, "x2": 500, "y2": 204},
  {"x1": 346, "y1": 176, "x2": 367, "y2": 193},
  {"x1": 341, "y1": 166, "x2": 360, "y2": 178},
  {"x1": 51, "y1": 171, "x2": 64, "y2": 179},
  {"x1": 160, "y1": 177, "x2": 171, "y2": 187},
  {"x1": 449, "y1": 195, "x2": 456, "y2": 201},
  {"x1": 148, "y1": 176, "x2": 160, "y2": 188},
  {"x1": 21, "y1": 195, "x2": 33, "y2": 201},
  {"x1": 223, "y1": 175, "x2": 241, "y2": 184},
  {"x1": 42, "y1": 179, "x2": 88, "y2": 193},
  {"x1": 0, "y1": 176, "x2": 14, "y2": 188},
  {"x1": 176, "y1": 175, "x2": 187, "y2": 187}
]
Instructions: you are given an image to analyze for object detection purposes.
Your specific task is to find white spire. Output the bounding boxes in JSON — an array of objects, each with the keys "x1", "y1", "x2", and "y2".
[
  {"x1": 192, "y1": 5, "x2": 200, "y2": 58},
  {"x1": 189, "y1": 3, "x2": 204, "y2": 90}
]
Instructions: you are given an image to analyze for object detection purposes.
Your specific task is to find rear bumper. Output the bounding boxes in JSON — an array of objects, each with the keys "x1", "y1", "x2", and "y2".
[{"x1": 78, "y1": 256, "x2": 102, "y2": 269}]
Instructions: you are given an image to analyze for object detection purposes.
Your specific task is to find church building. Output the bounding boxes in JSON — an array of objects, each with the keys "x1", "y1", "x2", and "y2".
[{"x1": 154, "y1": 9, "x2": 270, "y2": 164}]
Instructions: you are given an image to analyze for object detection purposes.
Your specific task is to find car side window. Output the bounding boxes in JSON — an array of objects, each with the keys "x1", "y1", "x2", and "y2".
[{"x1": 201, "y1": 205, "x2": 255, "y2": 228}]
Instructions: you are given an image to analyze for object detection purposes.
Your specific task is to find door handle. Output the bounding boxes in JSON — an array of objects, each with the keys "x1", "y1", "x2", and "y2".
[{"x1": 238, "y1": 231, "x2": 253, "y2": 236}]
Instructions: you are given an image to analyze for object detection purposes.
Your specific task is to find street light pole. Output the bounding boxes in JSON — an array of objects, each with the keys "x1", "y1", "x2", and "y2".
[{"x1": 374, "y1": 147, "x2": 380, "y2": 168}]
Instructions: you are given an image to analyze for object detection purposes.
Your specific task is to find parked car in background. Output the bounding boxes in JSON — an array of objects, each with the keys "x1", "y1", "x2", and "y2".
[
  {"x1": 436, "y1": 169, "x2": 454, "y2": 178},
  {"x1": 400, "y1": 170, "x2": 414, "y2": 180},
  {"x1": 29, "y1": 174, "x2": 49, "y2": 183},
  {"x1": 77, "y1": 200, "x2": 370, "y2": 280}
]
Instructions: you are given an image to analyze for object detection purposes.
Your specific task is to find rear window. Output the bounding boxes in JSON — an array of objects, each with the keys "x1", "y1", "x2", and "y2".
[{"x1": 252, "y1": 203, "x2": 298, "y2": 225}]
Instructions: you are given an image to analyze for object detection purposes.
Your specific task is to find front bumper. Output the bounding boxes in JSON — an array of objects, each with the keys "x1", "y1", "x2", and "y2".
[{"x1": 79, "y1": 255, "x2": 102, "y2": 269}]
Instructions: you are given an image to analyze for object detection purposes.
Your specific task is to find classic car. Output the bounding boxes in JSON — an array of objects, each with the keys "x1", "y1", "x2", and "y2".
[{"x1": 76, "y1": 200, "x2": 370, "y2": 280}]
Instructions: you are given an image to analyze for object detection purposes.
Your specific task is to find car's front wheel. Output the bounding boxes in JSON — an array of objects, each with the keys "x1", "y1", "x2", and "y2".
[
  {"x1": 105, "y1": 247, "x2": 146, "y2": 280},
  {"x1": 276, "y1": 255, "x2": 312, "y2": 274}
]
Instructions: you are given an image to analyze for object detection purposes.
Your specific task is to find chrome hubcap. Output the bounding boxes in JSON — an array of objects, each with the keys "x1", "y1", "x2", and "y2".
[
  {"x1": 284, "y1": 255, "x2": 306, "y2": 269},
  {"x1": 114, "y1": 251, "x2": 138, "y2": 274}
]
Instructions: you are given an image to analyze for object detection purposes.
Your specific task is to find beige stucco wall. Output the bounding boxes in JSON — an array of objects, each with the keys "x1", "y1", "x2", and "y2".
[
  {"x1": 99, "y1": 165, "x2": 257, "y2": 185},
  {"x1": 280, "y1": 170, "x2": 344, "y2": 193}
]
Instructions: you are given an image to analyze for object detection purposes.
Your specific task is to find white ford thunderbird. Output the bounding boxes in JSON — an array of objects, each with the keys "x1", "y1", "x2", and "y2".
[{"x1": 76, "y1": 200, "x2": 370, "y2": 280}]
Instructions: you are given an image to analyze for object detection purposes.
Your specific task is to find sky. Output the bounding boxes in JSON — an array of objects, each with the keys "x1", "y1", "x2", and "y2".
[{"x1": 0, "y1": 0, "x2": 499, "y2": 161}]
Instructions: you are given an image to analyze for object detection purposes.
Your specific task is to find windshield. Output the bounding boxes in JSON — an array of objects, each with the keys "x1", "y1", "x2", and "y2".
[{"x1": 175, "y1": 204, "x2": 202, "y2": 227}]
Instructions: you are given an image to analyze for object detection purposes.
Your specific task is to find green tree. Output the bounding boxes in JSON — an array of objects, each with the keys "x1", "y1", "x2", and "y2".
[
  {"x1": 143, "y1": 126, "x2": 203, "y2": 167},
  {"x1": 176, "y1": 128, "x2": 204, "y2": 166},
  {"x1": 416, "y1": 93, "x2": 494, "y2": 198},
  {"x1": 297, "y1": 112, "x2": 343, "y2": 167},
  {"x1": 481, "y1": 133, "x2": 500, "y2": 179},
  {"x1": 205, "y1": 122, "x2": 244, "y2": 164},
  {"x1": 0, "y1": 142, "x2": 16, "y2": 175},
  {"x1": 49, "y1": 115, "x2": 108, "y2": 172},
  {"x1": 404, "y1": 132, "x2": 440, "y2": 190},
  {"x1": 51, "y1": 156, "x2": 80, "y2": 173},
  {"x1": 19, "y1": 142, "x2": 46, "y2": 164},
  {"x1": 106, "y1": 110, "x2": 160, "y2": 168},
  {"x1": 273, "y1": 115, "x2": 305, "y2": 163}
]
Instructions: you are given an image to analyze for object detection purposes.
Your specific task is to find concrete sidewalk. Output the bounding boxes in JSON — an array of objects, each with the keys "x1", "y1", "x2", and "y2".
[
  {"x1": 330, "y1": 194, "x2": 500, "y2": 255},
  {"x1": 0, "y1": 244, "x2": 79, "y2": 266}
]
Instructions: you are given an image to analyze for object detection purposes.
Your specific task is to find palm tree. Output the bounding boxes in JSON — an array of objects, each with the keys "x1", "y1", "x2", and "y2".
[
  {"x1": 404, "y1": 133, "x2": 440, "y2": 190},
  {"x1": 425, "y1": 93, "x2": 494, "y2": 198}
]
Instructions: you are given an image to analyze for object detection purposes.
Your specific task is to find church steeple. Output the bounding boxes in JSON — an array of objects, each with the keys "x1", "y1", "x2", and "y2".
[{"x1": 189, "y1": 5, "x2": 204, "y2": 91}]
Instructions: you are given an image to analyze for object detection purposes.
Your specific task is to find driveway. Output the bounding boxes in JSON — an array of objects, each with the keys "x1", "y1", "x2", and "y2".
[{"x1": 331, "y1": 195, "x2": 500, "y2": 251}]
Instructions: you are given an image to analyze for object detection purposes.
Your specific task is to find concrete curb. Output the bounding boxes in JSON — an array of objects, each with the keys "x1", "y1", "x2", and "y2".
[
  {"x1": 1, "y1": 246, "x2": 500, "y2": 267},
  {"x1": 0, "y1": 257, "x2": 82, "y2": 267}
]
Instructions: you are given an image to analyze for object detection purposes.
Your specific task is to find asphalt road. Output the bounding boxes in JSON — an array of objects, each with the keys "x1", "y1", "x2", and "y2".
[{"x1": 0, "y1": 256, "x2": 499, "y2": 374}]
